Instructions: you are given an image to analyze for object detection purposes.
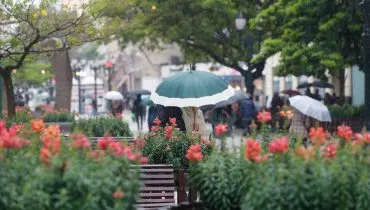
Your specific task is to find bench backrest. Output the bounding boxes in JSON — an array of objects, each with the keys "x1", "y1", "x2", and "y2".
[{"x1": 136, "y1": 164, "x2": 176, "y2": 209}]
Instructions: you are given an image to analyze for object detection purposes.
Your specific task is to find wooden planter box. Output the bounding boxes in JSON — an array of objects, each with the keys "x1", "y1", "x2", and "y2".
[{"x1": 45, "y1": 122, "x2": 73, "y2": 133}]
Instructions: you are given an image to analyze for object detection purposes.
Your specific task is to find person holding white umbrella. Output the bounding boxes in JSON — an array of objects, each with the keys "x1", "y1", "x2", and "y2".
[
  {"x1": 288, "y1": 95, "x2": 331, "y2": 139},
  {"x1": 104, "y1": 91, "x2": 124, "y2": 116}
]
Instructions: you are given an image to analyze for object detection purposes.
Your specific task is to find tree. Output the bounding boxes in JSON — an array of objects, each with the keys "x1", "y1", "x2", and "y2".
[
  {"x1": 96, "y1": 0, "x2": 275, "y2": 95},
  {"x1": 13, "y1": 58, "x2": 53, "y2": 86},
  {"x1": 252, "y1": 0, "x2": 363, "y2": 97},
  {"x1": 0, "y1": 0, "x2": 113, "y2": 117}
]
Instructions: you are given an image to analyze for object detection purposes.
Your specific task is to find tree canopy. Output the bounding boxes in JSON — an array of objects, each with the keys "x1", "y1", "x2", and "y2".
[
  {"x1": 97, "y1": 0, "x2": 275, "y2": 90},
  {"x1": 253, "y1": 0, "x2": 363, "y2": 80}
]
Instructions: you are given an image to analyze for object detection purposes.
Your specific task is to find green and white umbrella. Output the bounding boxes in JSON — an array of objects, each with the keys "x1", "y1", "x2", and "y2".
[{"x1": 151, "y1": 71, "x2": 234, "y2": 107}]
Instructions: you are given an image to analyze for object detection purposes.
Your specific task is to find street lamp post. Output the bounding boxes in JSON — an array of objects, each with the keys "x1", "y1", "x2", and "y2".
[
  {"x1": 361, "y1": 0, "x2": 370, "y2": 129},
  {"x1": 90, "y1": 62, "x2": 99, "y2": 101},
  {"x1": 72, "y1": 60, "x2": 86, "y2": 114},
  {"x1": 235, "y1": 12, "x2": 254, "y2": 95}
]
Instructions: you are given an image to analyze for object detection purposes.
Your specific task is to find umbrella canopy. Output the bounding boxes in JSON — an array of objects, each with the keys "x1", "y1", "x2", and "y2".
[
  {"x1": 289, "y1": 95, "x2": 331, "y2": 122},
  {"x1": 104, "y1": 91, "x2": 123, "y2": 100},
  {"x1": 214, "y1": 90, "x2": 249, "y2": 108},
  {"x1": 311, "y1": 81, "x2": 334, "y2": 88},
  {"x1": 151, "y1": 71, "x2": 234, "y2": 107},
  {"x1": 297, "y1": 82, "x2": 311, "y2": 89},
  {"x1": 140, "y1": 97, "x2": 153, "y2": 106},
  {"x1": 281, "y1": 89, "x2": 300, "y2": 96}
]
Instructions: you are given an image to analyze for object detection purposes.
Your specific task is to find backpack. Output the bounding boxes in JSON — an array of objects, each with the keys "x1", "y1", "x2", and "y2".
[{"x1": 240, "y1": 99, "x2": 256, "y2": 120}]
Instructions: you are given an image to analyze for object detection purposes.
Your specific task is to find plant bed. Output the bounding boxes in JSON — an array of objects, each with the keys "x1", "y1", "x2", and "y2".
[
  {"x1": 0, "y1": 120, "x2": 143, "y2": 210},
  {"x1": 188, "y1": 124, "x2": 370, "y2": 210},
  {"x1": 72, "y1": 117, "x2": 132, "y2": 138}
]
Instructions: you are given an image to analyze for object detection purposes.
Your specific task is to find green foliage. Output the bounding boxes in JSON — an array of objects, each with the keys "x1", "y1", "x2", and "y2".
[
  {"x1": 42, "y1": 111, "x2": 75, "y2": 123},
  {"x1": 328, "y1": 104, "x2": 365, "y2": 119},
  {"x1": 5, "y1": 107, "x2": 33, "y2": 126},
  {"x1": 142, "y1": 127, "x2": 213, "y2": 171},
  {"x1": 253, "y1": 0, "x2": 363, "y2": 78},
  {"x1": 0, "y1": 134, "x2": 139, "y2": 210},
  {"x1": 189, "y1": 154, "x2": 251, "y2": 210},
  {"x1": 14, "y1": 58, "x2": 53, "y2": 86},
  {"x1": 72, "y1": 117, "x2": 132, "y2": 137}
]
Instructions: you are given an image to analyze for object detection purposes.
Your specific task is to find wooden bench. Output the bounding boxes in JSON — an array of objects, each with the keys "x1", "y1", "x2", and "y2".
[{"x1": 135, "y1": 164, "x2": 176, "y2": 209}]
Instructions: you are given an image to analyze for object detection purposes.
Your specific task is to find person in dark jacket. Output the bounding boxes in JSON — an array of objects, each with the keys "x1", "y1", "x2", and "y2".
[
  {"x1": 158, "y1": 106, "x2": 186, "y2": 132},
  {"x1": 240, "y1": 98, "x2": 256, "y2": 136},
  {"x1": 132, "y1": 95, "x2": 145, "y2": 131},
  {"x1": 270, "y1": 92, "x2": 284, "y2": 128}
]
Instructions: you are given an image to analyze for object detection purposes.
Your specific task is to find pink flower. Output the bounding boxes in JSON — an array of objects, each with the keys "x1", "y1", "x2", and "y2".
[
  {"x1": 135, "y1": 137, "x2": 146, "y2": 148},
  {"x1": 324, "y1": 142, "x2": 337, "y2": 158},
  {"x1": 169, "y1": 117, "x2": 176, "y2": 126},
  {"x1": 139, "y1": 156, "x2": 149, "y2": 164},
  {"x1": 112, "y1": 190, "x2": 124, "y2": 199},
  {"x1": 245, "y1": 139, "x2": 262, "y2": 161},
  {"x1": 268, "y1": 136, "x2": 289, "y2": 154},
  {"x1": 165, "y1": 126, "x2": 173, "y2": 140},
  {"x1": 185, "y1": 144, "x2": 202, "y2": 162},
  {"x1": 257, "y1": 111, "x2": 272, "y2": 123},
  {"x1": 153, "y1": 118, "x2": 161, "y2": 125},
  {"x1": 215, "y1": 124, "x2": 228, "y2": 136},
  {"x1": 337, "y1": 125, "x2": 353, "y2": 141},
  {"x1": 354, "y1": 132, "x2": 370, "y2": 144},
  {"x1": 71, "y1": 133, "x2": 91, "y2": 148},
  {"x1": 97, "y1": 136, "x2": 114, "y2": 150}
]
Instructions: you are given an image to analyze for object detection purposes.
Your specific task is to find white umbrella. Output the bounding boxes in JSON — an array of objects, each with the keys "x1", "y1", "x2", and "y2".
[
  {"x1": 104, "y1": 91, "x2": 123, "y2": 100},
  {"x1": 289, "y1": 95, "x2": 331, "y2": 122}
]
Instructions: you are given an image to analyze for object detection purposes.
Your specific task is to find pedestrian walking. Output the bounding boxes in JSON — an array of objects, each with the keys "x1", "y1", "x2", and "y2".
[
  {"x1": 111, "y1": 100, "x2": 123, "y2": 116},
  {"x1": 158, "y1": 106, "x2": 186, "y2": 132},
  {"x1": 289, "y1": 109, "x2": 311, "y2": 140},
  {"x1": 132, "y1": 95, "x2": 145, "y2": 131},
  {"x1": 270, "y1": 92, "x2": 284, "y2": 128},
  {"x1": 91, "y1": 97, "x2": 98, "y2": 115},
  {"x1": 240, "y1": 97, "x2": 256, "y2": 136}
]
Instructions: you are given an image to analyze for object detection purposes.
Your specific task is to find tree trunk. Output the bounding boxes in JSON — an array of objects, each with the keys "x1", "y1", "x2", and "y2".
[
  {"x1": 53, "y1": 50, "x2": 73, "y2": 111},
  {"x1": 2, "y1": 71, "x2": 16, "y2": 118},
  {"x1": 338, "y1": 69, "x2": 345, "y2": 104},
  {"x1": 2, "y1": 77, "x2": 7, "y2": 116}
]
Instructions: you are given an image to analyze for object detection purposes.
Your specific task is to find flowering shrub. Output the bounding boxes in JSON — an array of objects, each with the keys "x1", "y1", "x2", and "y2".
[
  {"x1": 141, "y1": 118, "x2": 213, "y2": 171},
  {"x1": 72, "y1": 117, "x2": 132, "y2": 137},
  {"x1": 0, "y1": 122, "x2": 140, "y2": 209},
  {"x1": 190, "y1": 126, "x2": 370, "y2": 210},
  {"x1": 256, "y1": 111, "x2": 272, "y2": 124},
  {"x1": 5, "y1": 106, "x2": 32, "y2": 126}
]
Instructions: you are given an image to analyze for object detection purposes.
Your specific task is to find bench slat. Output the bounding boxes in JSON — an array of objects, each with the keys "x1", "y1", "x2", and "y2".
[
  {"x1": 140, "y1": 168, "x2": 174, "y2": 173},
  {"x1": 140, "y1": 174, "x2": 174, "y2": 179},
  {"x1": 140, "y1": 187, "x2": 175, "y2": 191},
  {"x1": 143, "y1": 180, "x2": 174, "y2": 185},
  {"x1": 139, "y1": 193, "x2": 174, "y2": 197},
  {"x1": 138, "y1": 199, "x2": 175, "y2": 204}
]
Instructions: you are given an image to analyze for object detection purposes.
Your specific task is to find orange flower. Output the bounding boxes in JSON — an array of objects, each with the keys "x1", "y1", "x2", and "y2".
[
  {"x1": 215, "y1": 124, "x2": 228, "y2": 136},
  {"x1": 43, "y1": 125, "x2": 60, "y2": 140},
  {"x1": 309, "y1": 127, "x2": 327, "y2": 146},
  {"x1": 323, "y1": 142, "x2": 337, "y2": 158},
  {"x1": 112, "y1": 190, "x2": 125, "y2": 199},
  {"x1": 31, "y1": 119, "x2": 45, "y2": 132},
  {"x1": 257, "y1": 111, "x2": 272, "y2": 123},
  {"x1": 185, "y1": 144, "x2": 202, "y2": 162},
  {"x1": 245, "y1": 139, "x2": 262, "y2": 161},
  {"x1": 268, "y1": 136, "x2": 289, "y2": 154},
  {"x1": 295, "y1": 146, "x2": 315, "y2": 160},
  {"x1": 337, "y1": 125, "x2": 353, "y2": 141}
]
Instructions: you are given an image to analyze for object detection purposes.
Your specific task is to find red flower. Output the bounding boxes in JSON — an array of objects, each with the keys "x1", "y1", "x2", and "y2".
[
  {"x1": 254, "y1": 154, "x2": 269, "y2": 163},
  {"x1": 324, "y1": 142, "x2": 337, "y2": 158},
  {"x1": 40, "y1": 148, "x2": 52, "y2": 165},
  {"x1": 295, "y1": 146, "x2": 315, "y2": 160},
  {"x1": 151, "y1": 125, "x2": 162, "y2": 132},
  {"x1": 0, "y1": 125, "x2": 30, "y2": 149},
  {"x1": 112, "y1": 190, "x2": 125, "y2": 199},
  {"x1": 169, "y1": 117, "x2": 176, "y2": 126},
  {"x1": 309, "y1": 127, "x2": 327, "y2": 146},
  {"x1": 215, "y1": 124, "x2": 228, "y2": 136},
  {"x1": 71, "y1": 133, "x2": 91, "y2": 148},
  {"x1": 139, "y1": 156, "x2": 149, "y2": 164},
  {"x1": 268, "y1": 136, "x2": 289, "y2": 154},
  {"x1": 354, "y1": 132, "x2": 370, "y2": 144},
  {"x1": 97, "y1": 136, "x2": 114, "y2": 150},
  {"x1": 115, "y1": 112, "x2": 123, "y2": 119},
  {"x1": 153, "y1": 118, "x2": 161, "y2": 125},
  {"x1": 337, "y1": 125, "x2": 353, "y2": 141},
  {"x1": 135, "y1": 137, "x2": 146, "y2": 148},
  {"x1": 185, "y1": 144, "x2": 203, "y2": 162},
  {"x1": 165, "y1": 126, "x2": 173, "y2": 140},
  {"x1": 245, "y1": 139, "x2": 262, "y2": 161},
  {"x1": 257, "y1": 111, "x2": 272, "y2": 123}
]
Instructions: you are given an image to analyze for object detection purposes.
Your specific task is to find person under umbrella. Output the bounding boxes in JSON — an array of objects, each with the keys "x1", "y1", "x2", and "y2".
[{"x1": 181, "y1": 107, "x2": 206, "y2": 135}]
